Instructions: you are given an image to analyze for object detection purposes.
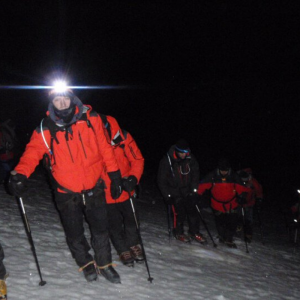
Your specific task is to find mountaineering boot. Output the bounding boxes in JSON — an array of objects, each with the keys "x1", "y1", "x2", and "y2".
[
  {"x1": 130, "y1": 244, "x2": 145, "y2": 263},
  {"x1": 0, "y1": 279, "x2": 7, "y2": 300},
  {"x1": 189, "y1": 233, "x2": 207, "y2": 244},
  {"x1": 99, "y1": 265, "x2": 121, "y2": 284},
  {"x1": 175, "y1": 234, "x2": 191, "y2": 243},
  {"x1": 224, "y1": 241, "x2": 237, "y2": 249},
  {"x1": 120, "y1": 251, "x2": 135, "y2": 267},
  {"x1": 80, "y1": 262, "x2": 98, "y2": 282}
]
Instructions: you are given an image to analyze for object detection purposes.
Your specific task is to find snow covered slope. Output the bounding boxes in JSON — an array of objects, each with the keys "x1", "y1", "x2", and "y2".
[{"x1": 0, "y1": 169, "x2": 299, "y2": 300}]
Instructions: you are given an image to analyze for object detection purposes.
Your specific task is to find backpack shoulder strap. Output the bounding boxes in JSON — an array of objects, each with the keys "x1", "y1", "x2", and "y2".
[
  {"x1": 121, "y1": 129, "x2": 128, "y2": 139},
  {"x1": 99, "y1": 114, "x2": 111, "y2": 140},
  {"x1": 40, "y1": 117, "x2": 59, "y2": 154},
  {"x1": 80, "y1": 108, "x2": 98, "y2": 136},
  {"x1": 167, "y1": 153, "x2": 176, "y2": 178}
]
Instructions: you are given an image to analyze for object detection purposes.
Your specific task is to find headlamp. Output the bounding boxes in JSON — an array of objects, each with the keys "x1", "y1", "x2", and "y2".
[
  {"x1": 48, "y1": 80, "x2": 74, "y2": 101},
  {"x1": 175, "y1": 146, "x2": 189, "y2": 154},
  {"x1": 53, "y1": 80, "x2": 68, "y2": 93}
]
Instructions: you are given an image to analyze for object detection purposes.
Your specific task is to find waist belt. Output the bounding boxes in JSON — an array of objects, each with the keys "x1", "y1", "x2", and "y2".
[
  {"x1": 212, "y1": 193, "x2": 237, "y2": 212},
  {"x1": 57, "y1": 179, "x2": 105, "y2": 195}
]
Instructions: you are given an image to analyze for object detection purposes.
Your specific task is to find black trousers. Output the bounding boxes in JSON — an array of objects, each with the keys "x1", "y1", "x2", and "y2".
[
  {"x1": 214, "y1": 210, "x2": 239, "y2": 242},
  {"x1": 173, "y1": 197, "x2": 200, "y2": 235},
  {"x1": 106, "y1": 198, "x2": 139, "y2": 255},
  {"x1": 0, "y1": 243, "x2": 6, "y2": 280},
  {"x1": 55, "y1": 187, "x2": 111, "y2": 268}
]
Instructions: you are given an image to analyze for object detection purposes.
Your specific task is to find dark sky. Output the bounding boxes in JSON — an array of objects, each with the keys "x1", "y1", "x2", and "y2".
[{"x1": 1, "y1": 1, "x2": 300, "y2": 204}]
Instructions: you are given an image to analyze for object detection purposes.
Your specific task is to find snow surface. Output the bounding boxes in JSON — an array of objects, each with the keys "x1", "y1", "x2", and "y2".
[{"x1": 1, "y1": 168, "x2": 300, "y2": 300}]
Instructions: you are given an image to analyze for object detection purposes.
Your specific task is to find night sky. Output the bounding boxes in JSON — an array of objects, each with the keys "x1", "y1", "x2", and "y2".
[{"x1": 1, "y1": 1, "x2": 300, "y2": 206}]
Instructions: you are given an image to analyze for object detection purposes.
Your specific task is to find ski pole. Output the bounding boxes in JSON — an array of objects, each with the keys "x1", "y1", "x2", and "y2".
[
  {"x1": 167, "y1": 204, "x2": 173, "y2": 243},
  {"x1": 195, "y1": 204, "x2": 217, "y2": 247},
  {"x1": 241, "y1": 206, "x2": 249, "y2": 254},
  {"x1": 256, "y1": 205, "x2": 265, "y2": 245},
  {"x1": 18, "y1": 197, "x2": 47, "y2": 286},
  {"x1": 128, "y1": 192, "x2": 154, "y2": 283},
  {"x1": 294, "y1": 227, "x2": 298, "y2": 244},
  {"x1": 293, "y1": 190, "x2": 300, "y2": 244}
]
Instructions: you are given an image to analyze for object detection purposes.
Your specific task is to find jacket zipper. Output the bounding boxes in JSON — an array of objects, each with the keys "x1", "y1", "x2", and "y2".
[
  {"x1": 65, "y1": 140, "x2": 74, "y2": 163},
  {"x1": 78, "y1": 132, "x2": 87, "y2": 158},
  {"x1": 64, "y1": 129, "x2": 74, "y2": 163}
]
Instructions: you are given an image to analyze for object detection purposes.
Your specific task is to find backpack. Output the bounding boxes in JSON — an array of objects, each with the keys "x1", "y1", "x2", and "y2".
[
  {"x1": 99, "y1": 114, "x2": 127, "y2": 145},
  {"x1": 0, "y1": 119, "x2": 18, "y2": 152}
]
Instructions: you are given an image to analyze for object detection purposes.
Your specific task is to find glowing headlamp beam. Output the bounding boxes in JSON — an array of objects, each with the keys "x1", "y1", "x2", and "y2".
[
  {"x1": 0, "y1": 85, "x2": 136, "y2": 90},
  {"x1": 53, "y1": 80, "x2": 68, "y2": 93}
]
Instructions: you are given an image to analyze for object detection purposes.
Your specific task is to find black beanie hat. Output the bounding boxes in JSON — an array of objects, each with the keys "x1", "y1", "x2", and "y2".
[
  {"x1": 175, "y1": 139, "x2": 190, "y2": 153},
  {"x1": 218, "y1": 158, "x2": 231, "y2": 171}
]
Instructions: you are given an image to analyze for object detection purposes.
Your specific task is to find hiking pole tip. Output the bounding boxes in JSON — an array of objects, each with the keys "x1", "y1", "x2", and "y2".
[{"x1": 39, "y1": 280, "x2": 47, "y2": 286}]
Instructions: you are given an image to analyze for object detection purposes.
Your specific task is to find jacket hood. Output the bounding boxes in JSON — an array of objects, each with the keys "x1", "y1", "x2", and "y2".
[{"x1": 48, "y1": 95, "x2": 84, "y2": 126}]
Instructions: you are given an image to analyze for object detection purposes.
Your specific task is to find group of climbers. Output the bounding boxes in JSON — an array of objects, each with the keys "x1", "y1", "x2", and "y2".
[
  {"x1": 157, "y1": 140, "x2": 264, "y2": 249},
  {"x1": 1, "y1": 86, "x2": 268, "y2": 300}
]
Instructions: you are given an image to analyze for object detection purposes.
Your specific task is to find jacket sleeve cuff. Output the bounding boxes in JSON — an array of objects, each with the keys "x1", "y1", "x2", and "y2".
[{"x1": 108, "y1": 170, "x2": 122, "y2": 181}]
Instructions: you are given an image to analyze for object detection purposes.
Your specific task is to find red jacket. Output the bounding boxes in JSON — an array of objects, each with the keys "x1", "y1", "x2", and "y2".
[
  {"x1": 243, "y1": 177, "x2": 263, "y2": 207},
  {"x1": 102, "y1": 116, "x2": 144, "y2": 204},
  {"x1": 198, "y1": 169, "x2": 250, "y2": 213},
  {"x1": 15, "y1": 105, "x2": 119, "y2": 193}
]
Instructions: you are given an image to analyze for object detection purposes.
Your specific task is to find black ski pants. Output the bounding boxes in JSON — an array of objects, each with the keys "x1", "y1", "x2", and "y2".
[
  {"x1": 173, "y1": 197, "x2": 200, "y2": 235},
  {"x1": 214, "y1": 210, "x2": 239, "y2": 242},
  {"x1": 55, "y1": 187, "x2": 111, "y2": 268},
  {"x1": 106, "y1": 198, "x2": 139, "y2": 255},
  {"x1": 0, "y1": 243, "x2": 6, "y2": 280}
]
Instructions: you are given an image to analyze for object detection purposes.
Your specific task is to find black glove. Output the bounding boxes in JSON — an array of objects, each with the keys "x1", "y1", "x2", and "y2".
[
  {"x1": 108, "y1": 170, "x2": 122, "y2": 200},
  {"x1": 164, "y1": 195, "x2": 175, "y2": 205},
  {"x1": 8, "y1": 171, "x2": 28, "y2": 197},
  {"x1": 122, "y1": 175, "x2": 137, "y2": 193},
  {"x1": 237, "y1": 192, "x2": 247, "y2": 205}
]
